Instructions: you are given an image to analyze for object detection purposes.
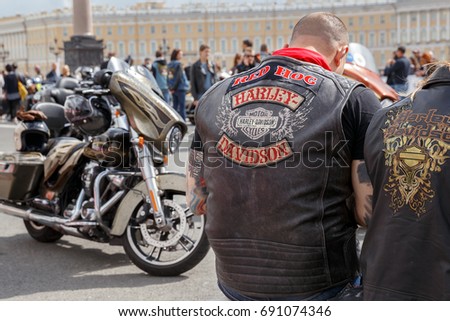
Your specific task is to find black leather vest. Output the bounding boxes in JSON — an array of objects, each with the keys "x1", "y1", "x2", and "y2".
[
  {"x1": 196, "y1": 55, "x2": 361, "y2": 297},
  {"x1": 361, "y1": 67, "x2": 450, "y2": 300}
]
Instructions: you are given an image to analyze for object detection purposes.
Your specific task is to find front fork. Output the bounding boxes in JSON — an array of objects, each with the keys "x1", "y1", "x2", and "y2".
[{"x1": 131, "y1": 132, "x2": 168, "y2": 230}]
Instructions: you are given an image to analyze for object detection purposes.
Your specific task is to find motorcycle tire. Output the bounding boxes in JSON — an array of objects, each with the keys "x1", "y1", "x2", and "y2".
[
  {"x1": 122, "y1": 189, "x2": 210, "y2": 276},
  {"x1": 24, "y1": 220, "x2": 63, "y2": 243}
]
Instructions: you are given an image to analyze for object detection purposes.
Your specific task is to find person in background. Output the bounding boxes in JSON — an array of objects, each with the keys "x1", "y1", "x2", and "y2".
[
  {"x1": 187, "y1": 11, "x2": 379, "y2": 300},
  {"x1": 100, "y1": 52, "x2": 115, "y2": 69},
  {"x1": 189, "y1": 44, "x2": 217, "y2": 108},
  {"x1": 230, "y1": 53, "x2": 243, "y2": 75},
  {"x1": 384, "y1": 46, "x2": 410, "y2": 94},
  {"x1": 235, "y1": 49, "x2": 257, "y2": 73},
  {"x1": 167, "y1": 49, "x2": 190, "y2": 120},
  {"x1": 2, "y1": 64, "x2": 22, "y2": 121},
  {"x1": 409, "y1": 49, "x2": 422, "y2": 74},
  {"x1": 361, "y1": 62, "x2": 450, "y2": 300},
  {"x1": 142, "y1": 57, "x2": 152, "y2": 72},
  {"x1": 61, "y1": 64, "x2": 72, "y2": 78},
  {"x1": 259, "y1": 43, "x2": 271, "y2": 61},
  {"x1": 45, "y1": 62, "x2": 60, "y2": 84},
  {"x1": 152, "y1": 50, "x2": 171, "y2": 103}
]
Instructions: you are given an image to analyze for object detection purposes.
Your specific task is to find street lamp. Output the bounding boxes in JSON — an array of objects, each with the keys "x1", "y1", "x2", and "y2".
[
  {"x1": 0, "y1": 43, "x2": 10, "y2": 66},
  {"x1": 49, "y1": 38, "x2": 62, "y2": 60}
]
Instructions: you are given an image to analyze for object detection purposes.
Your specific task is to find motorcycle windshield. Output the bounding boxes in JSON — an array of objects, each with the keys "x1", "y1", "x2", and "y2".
[
  {"x1": 107, "y1": 57, "x2": 130, "y2": 72},
  {"x1": 108, "y1": 69, "x2": 187, "y2": 151},
  {"x1": 347, "y1": 43, "x2": 378, "y2": 73}
]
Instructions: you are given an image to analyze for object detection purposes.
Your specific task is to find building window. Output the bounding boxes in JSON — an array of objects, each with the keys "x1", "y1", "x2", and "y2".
[
  {"x1": 254, "y1": 37, "x2": 261, "y2": 52},
  {"x1": 265, "y1": 37, "x2": 272, "y2": 51},
  {"x1": 390, "y1": 30, "x2": 397, "y2": 45},
  {"x1": 349, "y1": 32, "x2": 355, "y2": 43},
  {"x1": 431, "y1": 28, "x2": 438, "y2": 41},
  {"x1": 289, "y1": 21, "x2": 294, "y2": 29},
  {"x1": 410, "y1": 30, "x2": 417, "y2": 43},
  {"x1": 220, "y1": 38, "x2": 227, "y2": 53},
  {"x1": 151, "y1": 41, "x2": 157, "y2": 54},
  {"x1": 369, "y1": 16, "x2": 374, "y2": 25},
  {"x1": 150, "y1": 26, "x2": 155, "y2": 34},
  {"x1": 186, "y1": 24, "x2": 192, "y2": 33},
  {"x1": 64, "y1": 27, "x2": 68, "y2": 37},
  {"x1": 139, "y1": 26, "x2": 144, "y2": 35},
  {"x1": 369, "y1": 32, "x2": 375, "y2": 47},
  {"x1": 243, "y1": 22, "x2": 249, "y2": 32},
  {"x1": 401, "y1": 30, "x2": 407, "y2": 43},
  {"x1": 421, "y1": 28, "x2": 427, "y2": 42},
  {"x1": 118, "y1": 27, "x2": 123, "y2": 35},
  {"x1": 349, "y1": 17, "x2": 353, "y2": 27},
  {"x1": 107, "y1": 27, "x2": 112, "y2": 35},
  {"x1": 209, "y1": 39, "x2": 216, "y2": 51},
  {"x1": 277, "y1": 21, "x2": 283, "y2": 30},
  {"x1": 266, "y1": 21, "x2": 272, "y2": 31},
  {"x1": 209, "y1": 23, "x2": 214, "y2": 33},
  {"x1": 198, "y1": 23, "x2": 203, "y2": 32},
  {"x1": 379, "y1": 32, "x2": 386, "y2": 46},
  {"x1": 231, "y1": 24, "x2": 237, "y2": 33},
  {"x1": 197, "y1": 39, "x2": 204, "y2": 50},
  {"x1": 174, "y1": 40, "x2": 181, "y2": 50},
  {"x1": 139, "y1": 41, "x2": 146, "y2": 55},
  {"x1": 118, "y1": 41, "x2": 125, "y2": 57},
  {"x1": 187, "y1": 39, "x2": 193, "y2": 53},
  {"x1": 129, "y1": 41, "x2": 135, "y2": 56},
  {"x1": 359, "y1": 17, "x2": 364, "y2": 26},
  {"x1": 441, "y1": 28, "x2": 448, "y2": 40},
  {"x1": 277, "y1": 36, "x2": 284, "y2": 50},
  {"x1": 220, "y1": 23, "x2": 226, "y2": 33},
  {"x1": 128, "y1": 26, "x2": 134, "y2": 35},
  {"x1": 174, "y1": 25, "x2": 180, "y2": 33},
  {"x1": 231, "y1": 38, "x2": 238, "y2": 53},
  {"x1": 107, "y1": 41, "x2": 114, "y2": 54},
  {"x1": 254, "y1": 22, "x2": 260, "y2": 32},
  {"x1": 359, "y1": 32, "x2": 365, "y2": 45},
  {"x1": 380, "y1": 16, "x2": 385, "y2": 24}
]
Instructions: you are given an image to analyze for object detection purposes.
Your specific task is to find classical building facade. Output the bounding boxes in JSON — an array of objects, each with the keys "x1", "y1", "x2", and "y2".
[{"x1": 0, "y1": 0, "x2": 449, "y2": 74}]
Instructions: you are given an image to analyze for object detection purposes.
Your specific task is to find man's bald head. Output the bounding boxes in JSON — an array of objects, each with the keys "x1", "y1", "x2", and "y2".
[{"x1": 290, "y1": 12, "x2": 349, "y2": 56}]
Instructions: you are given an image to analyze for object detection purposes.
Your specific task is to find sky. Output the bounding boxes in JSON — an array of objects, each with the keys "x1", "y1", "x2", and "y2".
[{"x1": 0, "y1": 0, "x2": 199, "y2": 18}]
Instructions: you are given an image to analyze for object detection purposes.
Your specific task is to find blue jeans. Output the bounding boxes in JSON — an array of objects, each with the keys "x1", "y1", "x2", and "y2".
[
  {"x1": 172, "y1": 90, "x2": 186, "y2": 120},
  {"x1": 161, "y1": 89, "x2": 171, "y2": 104},
  {"x1": 218, "y1": 282, "x2": 345, "y2": 301},
  {"x1": 390, "y1": 83, "x2": 408, "y2": 94}
]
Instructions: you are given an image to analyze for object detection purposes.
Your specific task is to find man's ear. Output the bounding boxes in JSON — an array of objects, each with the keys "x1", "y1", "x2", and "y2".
[{"x1": 333, "y1": 45, "x2": 349, "y2": 67}]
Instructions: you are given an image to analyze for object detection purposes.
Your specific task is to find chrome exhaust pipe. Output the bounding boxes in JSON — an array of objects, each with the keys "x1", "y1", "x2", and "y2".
[{"x1": 0, "y1": 202, "x2": 86, "y2": 238}]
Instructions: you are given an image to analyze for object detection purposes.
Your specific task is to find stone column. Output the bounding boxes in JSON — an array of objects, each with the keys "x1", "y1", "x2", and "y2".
[
  {"x1": 73, "y1": 0, "x2": 93, "y2": 36},
  {"x1": 64, "y1": 0, "x2": 103, "y2": 70}
]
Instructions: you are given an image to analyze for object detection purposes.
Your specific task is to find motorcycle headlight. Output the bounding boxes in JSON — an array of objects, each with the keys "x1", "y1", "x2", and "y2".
[{"x1": 166, "y1": 126, "x2": 183, "y2": 154}]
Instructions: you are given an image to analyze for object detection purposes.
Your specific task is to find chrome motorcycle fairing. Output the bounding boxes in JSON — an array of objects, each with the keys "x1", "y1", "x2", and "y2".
[{"x1": 108, "y1": 70, "x2": 187, "y2": 152}]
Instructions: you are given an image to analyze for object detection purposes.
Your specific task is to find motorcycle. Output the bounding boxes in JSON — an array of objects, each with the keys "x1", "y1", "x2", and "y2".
[{"x1": 0, "y1": 57, "x2": 210, "y2": 276}]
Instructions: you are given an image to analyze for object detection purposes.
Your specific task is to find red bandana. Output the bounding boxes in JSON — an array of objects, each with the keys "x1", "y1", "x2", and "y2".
[{"x1": 272, "y1": 48, "x2": 332, "y2": 71}]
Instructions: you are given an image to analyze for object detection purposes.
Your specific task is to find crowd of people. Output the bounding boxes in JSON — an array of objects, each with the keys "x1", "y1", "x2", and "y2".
[
  {"x1": 383, "y1": 45, "x2": 437, "y2": 94},
  {"x1": 0, "y1": 62, "x2": 73, "y2": 121}
]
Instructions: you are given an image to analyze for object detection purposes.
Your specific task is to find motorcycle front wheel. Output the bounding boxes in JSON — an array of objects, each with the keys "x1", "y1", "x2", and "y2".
[{"x1": 122, "y1": 190, "x2": 209, "y2": 276}]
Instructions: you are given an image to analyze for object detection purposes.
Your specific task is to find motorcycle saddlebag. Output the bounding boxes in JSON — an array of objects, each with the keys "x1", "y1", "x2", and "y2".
[{"x1": 0, "y1": 152, "x2": 45, "y2": 200}]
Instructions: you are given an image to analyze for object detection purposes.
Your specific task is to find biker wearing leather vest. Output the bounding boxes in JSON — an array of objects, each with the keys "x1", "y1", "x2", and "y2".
[
  {"x1": 361, "y1": 63, "x2": 450, "y2": 300},
  {"x1": 187, "y1": 12, "x2": 379, "y2": 300}
]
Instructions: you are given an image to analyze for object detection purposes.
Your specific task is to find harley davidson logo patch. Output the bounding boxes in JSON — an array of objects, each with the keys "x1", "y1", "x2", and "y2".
[
  {"x1": 216, "y1": 134, "x2": 293, "y2": 167},
  {"x1": 232, "y1": 86, "x2": 304, "y2": 111},
  {"x1": 236, "y1": 108, "x2": 279, "y2": 140}
]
